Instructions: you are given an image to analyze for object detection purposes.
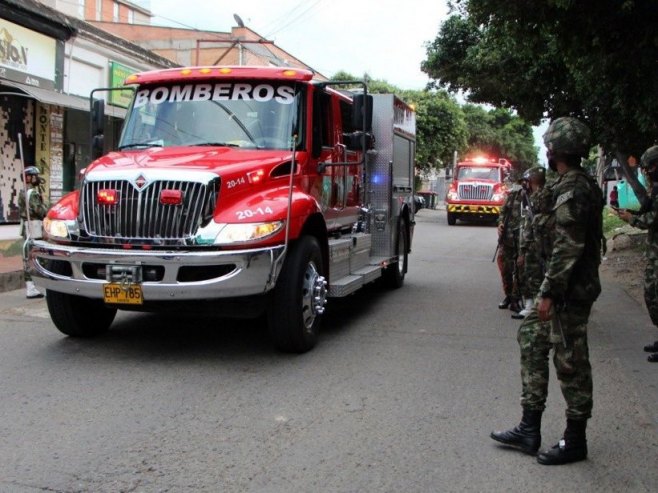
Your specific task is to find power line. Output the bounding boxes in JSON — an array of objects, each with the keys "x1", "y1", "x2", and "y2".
[{"x1": 265, "y1": 0, "x2": 323, "y2": 38}]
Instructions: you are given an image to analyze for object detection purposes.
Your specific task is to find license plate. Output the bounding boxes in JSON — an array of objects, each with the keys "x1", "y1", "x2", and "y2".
[
  {"x1": 469, "y1": 205, "x2": 478, "y2": 211},
  {"x1": 103, "y1": 283, "x2": 143, "y2": 305}
]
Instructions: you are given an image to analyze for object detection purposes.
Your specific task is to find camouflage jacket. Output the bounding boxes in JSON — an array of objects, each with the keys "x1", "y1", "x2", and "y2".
[
  {"x1": 519, "y1": 185, "x2": 554, "y2": 260},
  {"x1": 498, "y1": 187, "x2": 526, "y2": 247},
  {"x1": 18, "y1": 186, "x2": 48, "y2": 222},
  {"x1": 539, "y1": 168, "x2": 604, "y2": 302},
  {"x1": 630, "y1": 185, "x2": 658, "y2": 262}
]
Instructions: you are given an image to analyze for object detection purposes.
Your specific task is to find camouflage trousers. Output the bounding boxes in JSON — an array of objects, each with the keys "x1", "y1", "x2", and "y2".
[
  {"x1": 517, "y1": 300, "x2": 593, "y2": 420},
  {"x1": 21, "y1": 232, "x2": 32, "y2": 282},
  {"x1": 520, "y1": 249, "x2": 543, "y2": 300},
  {"x1": 644, "y1": 260, "x2": 658, "y2": 327},
  {"x1": 497, "y1": 243, "x2": 519, "y2": 298}
]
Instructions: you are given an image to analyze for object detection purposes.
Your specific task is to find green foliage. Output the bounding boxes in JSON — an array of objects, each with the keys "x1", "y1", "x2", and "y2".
[
  {"x1": 329, "y1": 71, "x2": 536, "y2": 173},
  {"x1": 602, "y1": 207, "x2": 626, "y2": 237},
  {"x1": 422, "y1": 0, "x2": 658, "y2": 197},
  {"x1": 461, "y1": 105, "x2": 538, "y2": 170}
]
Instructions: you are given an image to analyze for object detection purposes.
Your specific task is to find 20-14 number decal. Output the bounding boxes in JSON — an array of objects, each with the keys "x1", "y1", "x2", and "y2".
[{"x1": 236, "y1": 206, "x2": 273, "y2": 220}]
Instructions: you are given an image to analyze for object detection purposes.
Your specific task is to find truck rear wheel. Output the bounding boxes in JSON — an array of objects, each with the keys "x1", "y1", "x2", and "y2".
[
  {"x1": 46, "y1": 291, "x2": 117, "y2": 337},
  {"x1": 383, "y1": 218, "x2": 408, "y2": 289},
  {"x1": 447, "y1": 211, "x2": 457, "y2": 225},
  {"x1": 268, "y1": 236, "x2": 327, "y2": 353}
]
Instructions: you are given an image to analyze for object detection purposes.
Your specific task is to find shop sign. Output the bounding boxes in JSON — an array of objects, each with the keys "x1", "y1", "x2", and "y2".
[
  {"x1": 0, "y1": 19, "x2": 56, "y2": 90},
  {"x1": 109, "y1": 61, "x2": 138, "y2": 108}
]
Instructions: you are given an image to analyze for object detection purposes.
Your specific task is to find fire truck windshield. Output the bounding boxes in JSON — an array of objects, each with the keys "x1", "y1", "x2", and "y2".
[
  {"x1": 457, "y1": 166, "x2": 500, "y2": 181},
  {"x1": 119, "y1": 81, "x2": 303, "y2": 151}
]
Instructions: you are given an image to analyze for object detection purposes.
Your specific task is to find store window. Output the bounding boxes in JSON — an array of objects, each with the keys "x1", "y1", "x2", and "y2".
[
  {"x1": 77, "y1": 0, "x2": 85, "y2": 17},
  {"x1": 128, "y1": 9, "x2": 134, "y2": 24},
  {"x1": 113, "y1": 2, "x2": 119, "y2": 22},
  {"x1": 96, "y1": 0, "x2": 102, "y2": 21}
]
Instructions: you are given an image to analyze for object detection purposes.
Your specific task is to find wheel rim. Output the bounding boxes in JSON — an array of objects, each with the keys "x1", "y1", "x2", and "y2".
[{"x1": 301, "y1": 261, "x2": 327, "y2": 330}]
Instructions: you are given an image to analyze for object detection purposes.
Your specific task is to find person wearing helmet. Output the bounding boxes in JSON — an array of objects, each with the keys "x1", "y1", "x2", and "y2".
[
  {"x1": 514, "y1": 166, "x2": 549, "y2": 319},
  {"x1": 18, "y1": 166, "x2": 48, "y2": 299},
  {"x1": 491, "y1": 117, "x2": 604, "y2": 466},
  {"x1": 617, "y1": 145, "x2": 658, "y2": 362},
  {"x1": 496, "y1": 173, "x2": 525, "y2": 313}
]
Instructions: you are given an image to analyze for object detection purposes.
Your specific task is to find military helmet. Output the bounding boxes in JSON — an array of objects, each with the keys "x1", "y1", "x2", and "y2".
[
  {"x1": 523, "y1": 166, "x2": 546, "y2": 182},
  {"x1": 543, "y1": 117, "x2": 591, "y2": 157},
  {"x1": 23, "y1": 166, "x2": 40, "y2": 176},
  {"x1": 640, "y1": 145, "x2": 658, "y2": 169}
]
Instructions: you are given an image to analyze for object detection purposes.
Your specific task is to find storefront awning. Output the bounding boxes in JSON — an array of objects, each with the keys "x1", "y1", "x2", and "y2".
[{"x1": 0, "y1": 80, "x2": 126, "y2": 118}]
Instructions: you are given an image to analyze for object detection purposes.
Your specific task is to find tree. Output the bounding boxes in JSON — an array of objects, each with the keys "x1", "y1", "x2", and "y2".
[
  {"x1": 422, "y1": 0, "x2": 658, "y2": 201},
  {"x1": 330, "y1": 72, "x2": 468, "y2": 172},
  {"x1": 461, "y1": 105, "x2": 538, "y2": 171}
]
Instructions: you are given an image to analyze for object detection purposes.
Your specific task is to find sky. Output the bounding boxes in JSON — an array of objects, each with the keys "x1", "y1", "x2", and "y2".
[
  {"x1": 145, "y1": 0, "x2": 448, "y2": 90},
  {"x1": 143, "y1": 0, "x2": 547, "y2": 163}
]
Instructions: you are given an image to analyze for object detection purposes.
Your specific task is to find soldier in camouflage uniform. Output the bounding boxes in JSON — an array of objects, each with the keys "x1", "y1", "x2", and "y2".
[
  {"x1": 497, "y1": 178, "x2": 525, "y2": 312},
  {"x1": 514, "y1": 167, "x2": 548, "y2": 318},
  {"x1": 617, "y1": 145, "x2": 658, "y2": 362},
  {"x1": 18, "y1": 166, "x2": 48, "y2": 299},
  {"x1": 491, "y1": 117, "x2": 604, "y2": 465}
]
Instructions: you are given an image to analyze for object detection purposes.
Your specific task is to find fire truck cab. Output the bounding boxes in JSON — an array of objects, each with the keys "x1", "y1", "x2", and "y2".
[
  {"x1": 28, "y1": 66, "x2": 416, "y2": 353},
  {"x1": 445, "y1": 157, "x2": 511, "y2": 225}
]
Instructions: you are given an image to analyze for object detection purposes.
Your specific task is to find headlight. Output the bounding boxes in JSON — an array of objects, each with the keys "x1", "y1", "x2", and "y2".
[
  {"x1": 447, "y1": 191, "x2": 459, "y2": 200},
  {"x1": 492, "y1": 193, "x2": 504, "y2": 202},
  {"x1": 43, "y1": 218, "x2": 77, "y2": 239},
  {"x1": 214, "y1": 221, "x2": 284, "y2": 244}
]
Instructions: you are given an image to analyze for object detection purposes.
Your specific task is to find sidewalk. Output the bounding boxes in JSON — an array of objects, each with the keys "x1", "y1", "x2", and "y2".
[{"x1": 0, "y1": 254, "x2": 24, "y2": 293}]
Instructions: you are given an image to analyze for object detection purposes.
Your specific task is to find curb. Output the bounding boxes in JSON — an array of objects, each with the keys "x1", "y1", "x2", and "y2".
[{"x1": 0, "y1": 270, "x2": 24, "y2": 294}]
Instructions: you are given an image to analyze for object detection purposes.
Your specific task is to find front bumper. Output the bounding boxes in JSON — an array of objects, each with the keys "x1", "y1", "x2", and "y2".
[
  {"x1": 28, "y1": 240, "x2": 285, "y2": 301},
  {"x1": 447, "y1": 204, "x2": 501, "y2": 215}
]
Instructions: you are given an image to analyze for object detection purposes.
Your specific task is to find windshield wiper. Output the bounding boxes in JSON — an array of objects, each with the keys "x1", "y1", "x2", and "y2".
[
  {"x1": 118, "y1": 142, "x2": 164, "y2": 150},
  {"x1": 191, "y1": 142, "x2": 243, "y2": 148}
]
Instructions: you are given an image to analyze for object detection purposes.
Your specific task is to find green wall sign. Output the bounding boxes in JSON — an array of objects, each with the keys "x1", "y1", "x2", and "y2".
[{"x1": 109, "y1": 61, "x2": 137, "y2": 108}]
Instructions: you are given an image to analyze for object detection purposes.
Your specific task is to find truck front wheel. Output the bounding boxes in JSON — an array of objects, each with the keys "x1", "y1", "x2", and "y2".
[
  {"x1": 383, "y1": 218, "x2": 408, "y2": 289},
  {"x1": 447, "y1": 211, "x2": 457, "y2": 225},
  {"x1": 46, "y1": 291, "x2": 117, "y2": 337},
  {"x1": 268, "y1": 236, "x2": 327, "y2": 353}
]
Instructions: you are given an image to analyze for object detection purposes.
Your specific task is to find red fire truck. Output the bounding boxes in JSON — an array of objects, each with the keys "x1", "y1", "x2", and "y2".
[
  {"x1": 28, "y1": 66, "x2": 416, "y2": 353},
  {"x1": 445, "y1": 156, "x2": 511, "y2": 225}
]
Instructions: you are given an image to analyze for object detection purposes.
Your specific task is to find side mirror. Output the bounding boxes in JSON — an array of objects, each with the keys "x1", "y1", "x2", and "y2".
[
  {"x1": 91, "y1": 98, "x2": 105, "y2": 136},
  {"x1": 351, "y1": 94, "x2": 372, "y2": 132}
]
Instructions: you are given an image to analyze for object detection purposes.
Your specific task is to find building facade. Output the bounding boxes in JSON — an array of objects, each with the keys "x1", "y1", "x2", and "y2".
[{"x1": 0, "y1": 0, "x2": 174, "y2": 225}]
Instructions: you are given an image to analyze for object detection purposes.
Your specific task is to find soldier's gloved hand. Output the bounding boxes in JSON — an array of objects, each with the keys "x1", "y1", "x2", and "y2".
[
  {"x1": 538, "y1": 297, "x2": 553, "y2": 322},
  {"x1": 498, "y1": 223, "x2": 504, "y2": 236}
]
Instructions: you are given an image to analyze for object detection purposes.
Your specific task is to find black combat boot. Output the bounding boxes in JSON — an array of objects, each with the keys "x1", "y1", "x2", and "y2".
[
  {"x1": 509, "y1": 299, "x2": 522, "y2": 313},
  {"x1": 537, "y1": 419, "x2": 588, "y2": 465},
  {"x1": 490, "y1": 408, "x2": 542, "y2": 455},
  {"x1": 498, "y1": 296, "x2": 512, "y2": 309},
  {"x1": 643, "y1": 341, "x2": 658, "y2": 352}
]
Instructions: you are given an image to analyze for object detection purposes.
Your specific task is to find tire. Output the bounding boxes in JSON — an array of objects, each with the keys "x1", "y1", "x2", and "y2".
[
  {"x1": 383, "y1": 218, "x2": 408, "y2": 289},
  {"x1": 268, "y1": 236, "x2": 327, "y2": 353},
  {"x1": 447, "y1": 211, "x2": 457, "y2": 225},
  {"x1": 46, "y1": 290, "x2": 117, "y2": 337}
]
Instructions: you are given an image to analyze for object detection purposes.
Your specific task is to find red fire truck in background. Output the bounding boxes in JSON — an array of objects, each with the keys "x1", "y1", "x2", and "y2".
[
  {"x1": 445, "y1": 156, "x2": 511, "y2": 225},
  {"x1": 28, "y1": 66, "x2": 416, "y2": 353}
]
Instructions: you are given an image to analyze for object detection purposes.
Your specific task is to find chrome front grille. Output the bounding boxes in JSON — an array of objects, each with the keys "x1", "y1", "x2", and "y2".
[
  {"x1": 458, "y1": 183, "x2": 493, "y2": 201},
  {"x1": 81, "y1": 178, "x2": 218, "y2": 240}
]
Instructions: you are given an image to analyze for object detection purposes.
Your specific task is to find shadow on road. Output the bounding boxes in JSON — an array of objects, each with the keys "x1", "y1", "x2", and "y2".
[{"x1": 39, "y1": 281, "x2": 395, "y2": 362}]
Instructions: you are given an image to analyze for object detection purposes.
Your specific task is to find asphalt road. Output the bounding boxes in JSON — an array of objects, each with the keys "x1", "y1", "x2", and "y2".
[{"x1": 0, "y1": 209, "x2": 656, "y2": 492}]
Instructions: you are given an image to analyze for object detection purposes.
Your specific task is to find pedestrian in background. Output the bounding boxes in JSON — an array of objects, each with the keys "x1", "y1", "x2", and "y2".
[
  {"x1": 491, "y1": 117, "x2": 604, "y2": 465},
  {"x1": 616, "y1": 145, "x2": 658, "y2": 362},
  {"x1": 18, "y1": 166, "x2": 48, "y2": 299},
  {"x1": 609, "y1": 185, "x2": 619, "y2": 209},
  {"x1": 497, "y1": 176, "x2": 524, "y2": 313}
]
